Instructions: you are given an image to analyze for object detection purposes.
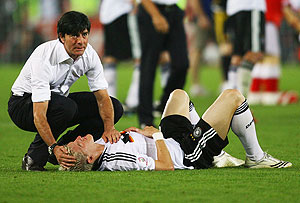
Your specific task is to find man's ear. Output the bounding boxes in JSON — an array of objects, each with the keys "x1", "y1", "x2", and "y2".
[
  {"x1": 87, "y1": 155, "x2": 95, "y2": 164},
  {"x1": 59, "y1": 33, "x2": 65, "y2": 43}
]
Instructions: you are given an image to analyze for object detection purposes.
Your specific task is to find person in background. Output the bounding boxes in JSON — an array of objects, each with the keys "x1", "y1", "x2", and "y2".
[
  {"x1": 186, "y1": 0, "x2": 213, "y2": 97},
  {"x1": 225, "y1": 0, "x2": 266, "y2": 96},
  {"x1": 137, "y1": 0, "x2": 189, "y2": 127},
  {"x1": 248, "y1": 0, "x2": 299, "y2": 105}
]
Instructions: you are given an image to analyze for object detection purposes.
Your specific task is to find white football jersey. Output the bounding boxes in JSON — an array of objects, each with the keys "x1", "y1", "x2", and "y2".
[
  {"x1": 93, "y1": 132, "x2": 193, "y2": 171},
  {"x1": 226, "y1": 0, "x2": 266, "y2": 16}
]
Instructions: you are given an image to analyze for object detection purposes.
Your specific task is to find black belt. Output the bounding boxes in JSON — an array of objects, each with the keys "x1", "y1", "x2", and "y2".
[
  {"x1": 11, "y1": 91, "x2": 29, "y2": 97},
  {"x1": 155, "y1": 3, "x2": 177, "y2": 11}
]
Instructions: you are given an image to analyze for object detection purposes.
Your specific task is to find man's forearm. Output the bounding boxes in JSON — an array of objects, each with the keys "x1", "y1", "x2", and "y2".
[
  {"x1": 33, "y1": 102, "x2": 56, "y2": 146},
  {"x1": 94, "y1": 90, "x2": 115, "y2": 131},
  {"x1": 153, "y1": 132, "x2": 174, "y2": 171},
  {"x1": 34, "y1": 117, "x2": 56, "y2": 146}
]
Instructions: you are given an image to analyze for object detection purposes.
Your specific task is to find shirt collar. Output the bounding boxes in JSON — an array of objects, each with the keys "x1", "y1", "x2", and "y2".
[{"x1": 56, "y1": 40, "x2": 72, "y2": 64}]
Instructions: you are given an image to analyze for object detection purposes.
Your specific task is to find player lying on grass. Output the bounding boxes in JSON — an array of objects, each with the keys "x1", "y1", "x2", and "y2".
[{"x1": 61, "y1": 89, "x2": 292, "y2": 171}]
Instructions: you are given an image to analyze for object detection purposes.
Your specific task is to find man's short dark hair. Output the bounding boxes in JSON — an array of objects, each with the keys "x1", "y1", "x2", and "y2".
[{"x1": 57, "y1": 11, "x2": 91, "y2": 40}]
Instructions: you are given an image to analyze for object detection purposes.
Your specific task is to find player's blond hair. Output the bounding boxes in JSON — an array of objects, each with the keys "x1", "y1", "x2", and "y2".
[{"x1": 59, "y1": 145, "x2": 93, "y2": 171}]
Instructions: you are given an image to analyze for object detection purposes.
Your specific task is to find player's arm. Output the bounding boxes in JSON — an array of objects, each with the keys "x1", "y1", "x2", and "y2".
[
  {"x1": 190, "y1": 0, "x2": 211, "y2": 29},
  {"x1": 140, "y1": 0, "x2": 169, "y2": 33},
  {"x1": 93, "y1": 89, "x2": 120, "y2": 144},
  {"x1": 124, "y1": 127, "x2": 174, "y2": 170},
  {"x1": 33, "y1": 102, "x2": 76, "y2": 168},
  {"x1": 152, "y1": 132, "x2": 174, "y2": 171}
]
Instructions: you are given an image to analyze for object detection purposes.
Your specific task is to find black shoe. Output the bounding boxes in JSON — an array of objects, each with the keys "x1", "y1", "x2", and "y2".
[
  {"x1": 48, "y1": 153, "x2": 58, "y2": 165},
  {"x1": 22, "y1": 153, "x2": 46, "y2": 171}
]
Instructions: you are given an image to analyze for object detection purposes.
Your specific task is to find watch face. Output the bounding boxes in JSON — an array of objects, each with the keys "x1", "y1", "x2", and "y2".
[{"x1": 48, "y1": 146, "x2": 53, "y2": 154}]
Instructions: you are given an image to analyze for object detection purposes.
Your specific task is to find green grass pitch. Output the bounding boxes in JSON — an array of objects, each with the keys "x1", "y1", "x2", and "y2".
[{"x1": 0, "y1": 63, "x2": 300, "y2": 202}]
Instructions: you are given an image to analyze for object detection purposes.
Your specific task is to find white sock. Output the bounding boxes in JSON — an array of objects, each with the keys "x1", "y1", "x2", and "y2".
[
  {"x1": 160, "y1": 62, "x2": 170, "y2": 88},
  {"x1": 231, "y1": 100, "x2": 264, "y2": 161},
  {"x1": 125, "y1": 64, "x2": 140, "y2": 108},
  {"x1": 189, "y1": 101, "x2": 200, "y2": 126},
  {"x1": 237, "y1": 61, "x2": 255, "y2": 96},
  {"x1": 237, "y1": 68, "x2": 252, "y2": 96},
  {"x1": 227, "y1": 65, "x2": 238, "y2": 89},
  {"x1": 104, "y1": 63, "x2": 117, "y2": 97}
]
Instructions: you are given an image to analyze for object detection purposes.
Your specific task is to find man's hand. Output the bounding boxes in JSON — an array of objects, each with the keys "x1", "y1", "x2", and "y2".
[
  {"x1": 102, "y1": 128, "x2": 121, "y2": 144},
  {"x1": 124, "y1": 126, "x2": 159, "y2": 138},
  {"x1": 54, "y1": 145, "x2": 76, "y2": 168},
  {"x1": 152, "y1": 15, "x2": 169, "y2": 33}
]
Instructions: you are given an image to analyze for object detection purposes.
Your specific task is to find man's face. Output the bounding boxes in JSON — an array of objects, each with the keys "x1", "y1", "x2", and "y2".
[
  {"x1": 60, "y1": 29, "x2": 89, "y2": 60},
  {"x1": 67, "y1": 134, "x2": 94, "y2": 155}
]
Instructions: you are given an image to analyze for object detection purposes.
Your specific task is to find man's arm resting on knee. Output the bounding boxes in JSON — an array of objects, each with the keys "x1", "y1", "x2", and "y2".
[
  {"x1": 33, "y1": 102, "x2": 76, "y2": 167},
  {"x1": 153, "y1": 132, "x2": 174, "y2": 171}
]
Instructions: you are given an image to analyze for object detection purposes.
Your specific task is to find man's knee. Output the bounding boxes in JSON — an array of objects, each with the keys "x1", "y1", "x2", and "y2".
[
  {"x1": 169, "y1": 89, "x2": 189, "y2": 104},
  {"x1": 231, "y1": 55, "x2": 242, "y2": 66},
  {"x1": 222, "y1": 89, "x2": 245, "y2": 105},
  {"x1": 47, "y1": 97, "x2": 78, "y2": 124},
  {"x1": 110, "y1": 97, "x2": 124, "y2": 123},
  {"x1": 244, "y1": 52, "x2": 264, "y2": 63},
  {"x1": 170, "y1": 89, "x2": 188, "y2": 99}
]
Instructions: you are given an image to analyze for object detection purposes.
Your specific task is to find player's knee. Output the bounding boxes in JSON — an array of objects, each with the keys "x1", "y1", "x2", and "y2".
[
  {"x1": 231, "y1": 55, "x2": 242, "y2": 66},
  {"x1": 170, "y1": 89, "x2": 189, "y2": 100},
  {"x1": 111, "y1": 97, "x2": 124, "y2": 124},
  {"x1": 222, "y1": 89, "x2": 245, "y2": 105}
]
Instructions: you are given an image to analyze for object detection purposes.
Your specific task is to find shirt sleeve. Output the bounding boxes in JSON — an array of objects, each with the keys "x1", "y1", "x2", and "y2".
[
  {"x1": 136, "y1": 154, "x2": 155, "y2": 171},
  {"x1": 86, "y1": 48, "x2": 108, "y2": 92},
  {"x1": 30, "y1": 58, "x2": 51, "y2": 102}
]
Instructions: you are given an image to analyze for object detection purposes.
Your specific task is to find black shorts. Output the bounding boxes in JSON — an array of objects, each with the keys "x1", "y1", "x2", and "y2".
[
  {"x1": 228, "y1": 10, "x2": 265, "y2": 56},
  {"x1": 104, "y1": 14, "x2": 132, "y2": 60},
  {"x1": 160, "y1": 115, "x2": 228, "y2": 169}
]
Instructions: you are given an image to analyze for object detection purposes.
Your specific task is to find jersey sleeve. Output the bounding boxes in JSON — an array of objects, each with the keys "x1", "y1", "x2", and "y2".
[{"x1": 136, "y1": 154, "x2": 155, "y2": 171}]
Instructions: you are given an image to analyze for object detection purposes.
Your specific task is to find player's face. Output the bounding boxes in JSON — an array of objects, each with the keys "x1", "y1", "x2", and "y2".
[
  {"x1": 60, "y1": 29, "x2": 89, "y2": 60},
  {"x1": 67, "y1": 134, "x2": 94, "y2": 155}
]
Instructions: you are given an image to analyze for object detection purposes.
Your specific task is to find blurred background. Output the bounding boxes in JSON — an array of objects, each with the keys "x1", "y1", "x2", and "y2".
[{"x1": 0, "y1": 0, "x2": 299, "y2": 65}]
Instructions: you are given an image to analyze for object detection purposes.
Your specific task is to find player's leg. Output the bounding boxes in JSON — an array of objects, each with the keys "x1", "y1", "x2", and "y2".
[
  {"x1": 162, "y1": 89, "x2": 190, "y2": 120},
  {"x1": 236, "y1": 10, "x2": 265, "y2": 96},
  {"x1": 202, "y1": 89, "x2": 264, "y2": 158},
  {"x1": 103, "y1": 14, "x2": 133, "y2": 97},
  {"x1": 162, "y1": 89, "x2": 244, "y2": 167},
  {"x1": 124, "y1": 12, "x2": 142, "y2": 112}
]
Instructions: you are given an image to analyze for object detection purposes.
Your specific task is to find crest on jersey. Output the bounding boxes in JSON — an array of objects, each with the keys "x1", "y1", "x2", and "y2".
[{"x1": 193, "y1": 127, "x2": 202, "y2": 138}]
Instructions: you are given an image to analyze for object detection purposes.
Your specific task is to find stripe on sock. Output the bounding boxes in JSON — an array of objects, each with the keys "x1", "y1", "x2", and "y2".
[{"x1": 234, "y1": 100, "x2": 249, "y2": 115}]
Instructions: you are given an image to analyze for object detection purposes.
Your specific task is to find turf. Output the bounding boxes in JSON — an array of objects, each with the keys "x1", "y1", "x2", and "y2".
[{"x1": 0, "y1": 63, "x2": 300, "y2": 202}]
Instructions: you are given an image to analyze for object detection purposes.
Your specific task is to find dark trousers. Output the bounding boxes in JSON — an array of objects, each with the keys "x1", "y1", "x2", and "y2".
[
  {"x1": 8, "y1": 91, "x2": 123, "y2": 166},
  {"x1": 137, "y1": 4, "x2": 189, "y2": 125}
]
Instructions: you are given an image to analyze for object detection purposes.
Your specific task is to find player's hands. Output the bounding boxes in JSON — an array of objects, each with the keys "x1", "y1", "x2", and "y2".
[
  {"x1": 54, "y1": 145, "x2": 76, "y2": 169},
  {"x1": 102, "y1": 128, "x2": 121, "y2": 144},
  {"x1": 124, "y1": 126, "x2": 159, "y2": 138},
  {"x1": 152, "y1": 14, "x2": 169, "y2": 33}
]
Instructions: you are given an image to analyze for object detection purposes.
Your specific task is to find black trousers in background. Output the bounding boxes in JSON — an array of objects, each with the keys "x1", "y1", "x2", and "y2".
[
  {"x1": 8, "y1": 91, "x2": 123, "y2": 167},
  {"x1": 137, "y1": 4, "x2": 189, "y2": 125}
]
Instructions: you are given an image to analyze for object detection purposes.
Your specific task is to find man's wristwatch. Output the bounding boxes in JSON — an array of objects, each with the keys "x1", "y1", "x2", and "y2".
[{"x1": 48, "y1": 143, "x2": 58, "y2": 155}]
